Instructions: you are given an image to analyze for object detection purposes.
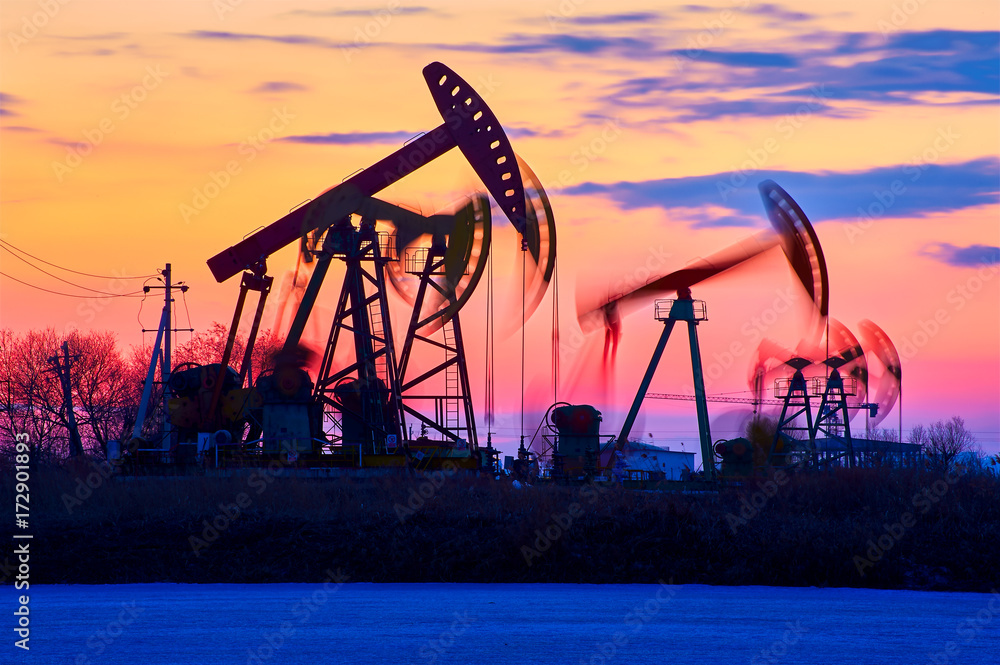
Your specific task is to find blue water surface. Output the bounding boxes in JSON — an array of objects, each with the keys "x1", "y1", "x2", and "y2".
[{"x1": 3, "y1": 583, "x2": 999, "y2": 664}]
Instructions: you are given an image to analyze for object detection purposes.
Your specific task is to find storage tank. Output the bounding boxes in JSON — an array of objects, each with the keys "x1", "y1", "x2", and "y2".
[{"x1": 550, "y1": 404, "x2": 602, "y2": 479}]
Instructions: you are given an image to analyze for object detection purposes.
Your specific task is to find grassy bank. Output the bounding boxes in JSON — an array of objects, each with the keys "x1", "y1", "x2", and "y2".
[{"x1": 3, "y1": 465, "x2": 998, "y2": 591}]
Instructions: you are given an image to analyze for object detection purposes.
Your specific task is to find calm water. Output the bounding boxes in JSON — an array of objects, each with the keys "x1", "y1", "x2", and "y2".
[{"x1": 5, "y1": 583, "x2": 999, "y2": 664}]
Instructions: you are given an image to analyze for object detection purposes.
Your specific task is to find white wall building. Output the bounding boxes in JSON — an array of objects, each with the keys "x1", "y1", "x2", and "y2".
[{"x1": 600, "y1": 440, "x2": 695, "y2": 480}]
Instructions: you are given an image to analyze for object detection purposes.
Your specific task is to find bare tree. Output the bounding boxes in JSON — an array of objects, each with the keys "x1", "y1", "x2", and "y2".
[
  {"x1": 175, "y1": 323, "x2": 283, "y2": 382},
  {"x1": 858, "y1": 426, "x2": 900, "y2": 468},
  {"x1": 69, "y1": 330, "x2": 139, "y2": 459},
  {"x1": 1, "y1": 328, "x2": 152, "y2": 464},
  {"x1": 866, "y1": 427, "x2": 900, "y2": 442},
  {"x1": 909, "y1": 424, "x2": 928, "y2": 446},
  {"x1": 922, "y1": 417, "x2": 975, "y2": 474},
  {"x1": 0, "y1": 328, "x2": 69, "y2": 464}
]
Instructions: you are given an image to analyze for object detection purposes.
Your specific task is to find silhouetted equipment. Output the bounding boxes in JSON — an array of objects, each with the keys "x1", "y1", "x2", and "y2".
[
  {"x1": 769, "y1": 357, "x2": 816, "y2": 468},
  {"x1": 166, "y1": 362, "x2": 255, "y2": 443},
  {"x1": 193, "y1": 61, "x2": 554, "y2": 469},
  {"x1": 549, "y1": 404, "x2": 603, "y2": 479},
  {"x1": 255, "y1": 363, "x2": 319, "y2": 456},
  {"x1": 857, "y1": 319, "x2": 902, "y2": 427},
  {"x1": 133, "y1": 263, "x2": 192, "y2": 449},
  {"x1": 579, "y1": 180, "x2": 830, "y2": 370},
  {"x1": 812, "y1": 356, "x2": 857, "y2": 467},
  {"x1": 715, "y1": 437, "x2": 754, "y2": 477},
  {"x1": 396, "y1": 195, "x2": 491, "y2": 453},
  {"x1": 613, "y1": 290, "x2": 716, "y2": 481},
  {"x1": 129, "y1": 60, "x2": 907, "y2": 486}
]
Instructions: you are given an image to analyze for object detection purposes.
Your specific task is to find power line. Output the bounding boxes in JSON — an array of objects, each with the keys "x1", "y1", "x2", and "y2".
[
  {"x1": 0, "y1": 271, "x2": 144, "y2": 299},
  {"x1": 180, "y1": 284, "x2": 194, "y2": 342},
  {"x1": 136, "y1": 277, "x2": 156, "y2": 333},
  {"x1": 0, "y1": 239, "x2": 157, "y2": 280},
  {"x1": 0, "y1": 246, "x2": 145, "y2": 297}
]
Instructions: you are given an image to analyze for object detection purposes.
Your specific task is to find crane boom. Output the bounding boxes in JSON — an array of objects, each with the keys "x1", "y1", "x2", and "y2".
[
  {"x1": 647, "y1": 392, "x2": 877, "y2": 414},
  {"x1": 646, "y1": 393, "x2": 783, "y2": 406}
]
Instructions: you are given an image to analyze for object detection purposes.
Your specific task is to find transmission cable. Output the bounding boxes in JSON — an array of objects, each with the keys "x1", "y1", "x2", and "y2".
[
  {"x1": 484, "y1": 251, "x2": 495, "y2": 436},
  {"x1": 520, "y1": 237, "x2": 526, "y2": 441},
  {"x1": 0, "y1": 271, "x2": 144, "y2": 298},
  {"x1": 0, "y1": 246, "x2": 145, "y2": 297},
  {"x1": 0, "y1": 239, "x2": 157, "y2": 280}
]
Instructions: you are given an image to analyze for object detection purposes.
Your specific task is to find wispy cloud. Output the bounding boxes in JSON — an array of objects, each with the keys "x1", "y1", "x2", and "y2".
[
  {"x1": 745, "y1": 3, "x2": 815, "y2": 23},
  {"x1": 566, "y1": 158, "x2": 999, "y2": 227},
  {"x1": 555, "y1": 12, "x2": 665, "y2": 26},
  {"x1": 668, "y1": 97, "x2": 835, "y2": 122},
  {"x1": 49, "y1": 32, "x2": 129, "y2": 41},
  {"x1": 285, "y1": 6, "x2": 436, "y2": 18},
  {"x1": 53, "y1": 48, "x2": 116, "y2": 57},
  {"x1": 920, "y1": 243, "x2": 1000, "y2": 267},
  {"x1": 436, "y1": 33, "x2": 656, "y2": 55},
  {"x1": 249, "y1": 81, "x2": 309, "y2": 94},
  {"x1": 181, "y1": 26, "x2": 997, "y2": 115},
  {"x1": 280, "y1": 130, "x2": 418, "y2": 145},
  {"x1": 667, "y1": 49, "x2": 798, "y2": 68},
  {"x1": 609, "y1": 29, "x2": 998, "y2": 115},
  {"x1": 184, "y1": 30, "x2": 341, "y2": 48},
  {"x1": 0, "y1": 93, "x2": 24, "y2": 117}
]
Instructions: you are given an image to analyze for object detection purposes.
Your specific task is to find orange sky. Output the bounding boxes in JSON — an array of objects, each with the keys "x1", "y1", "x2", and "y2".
[{"x1": 1, "y1": 0, "x2": 998, "y2": 459}]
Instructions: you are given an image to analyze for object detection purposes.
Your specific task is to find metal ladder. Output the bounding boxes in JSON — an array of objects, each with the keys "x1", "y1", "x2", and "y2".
[
  {"x1": 442, "y1": 320, "x2": 459, "y2": 431},
  {"x1": 368, "y1": 301, "x2": 389, "y2": 384}
]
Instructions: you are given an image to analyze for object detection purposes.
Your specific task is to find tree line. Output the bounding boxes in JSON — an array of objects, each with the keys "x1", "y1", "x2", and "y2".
[
  {"x1": 0, "y1": 324, "x2": 280, "y2": 465},
  {"x1": 0, "y1": 325, "x2": 992, "y2": 476}
]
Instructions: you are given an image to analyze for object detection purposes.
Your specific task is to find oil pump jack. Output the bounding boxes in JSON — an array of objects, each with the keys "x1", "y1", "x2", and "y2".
[
  {"x1": 575, "y1": 180, "x2": 831, "y2": 483},
  {"x1": 197, "y1": 62, "x2": 553, "y2": 469}
]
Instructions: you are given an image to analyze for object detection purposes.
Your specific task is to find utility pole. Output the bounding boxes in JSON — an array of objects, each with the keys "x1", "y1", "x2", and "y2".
[
  {"x1": 141, "y1": 263, "x2": 191, "y2": 450},
  {"x1": 48, "y1": 340, "x2": 84, "y2": 457},
  {"x1": 164, "y1": 263, "x2": 171, "y2": 446}
]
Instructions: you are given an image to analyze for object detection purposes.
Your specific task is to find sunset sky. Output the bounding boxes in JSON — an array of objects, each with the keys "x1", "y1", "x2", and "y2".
[{"x1": 1, "y1": 0, "x2": 997, "y2": 461}]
